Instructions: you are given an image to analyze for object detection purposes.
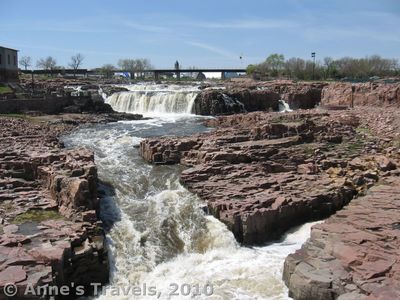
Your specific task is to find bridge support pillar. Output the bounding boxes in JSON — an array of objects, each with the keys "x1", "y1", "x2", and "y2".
[
  {"x1": 154, "y1": 71, "x2": 160, "y2": 81},
  {"x1": 221, "y1": 71, "x2": 226, "y2": 80},
  {"x1": 176, "y1": 71, "x2": 181, "y2": 81}
]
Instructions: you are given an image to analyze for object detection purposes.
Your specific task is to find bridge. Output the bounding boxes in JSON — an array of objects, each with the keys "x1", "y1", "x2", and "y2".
[
  {"x1": 148, "y1": 68, "x2": 246, "y2": 80},
  {"x1": 21, "y1": 68, "x2": 247, "y2": 80}
]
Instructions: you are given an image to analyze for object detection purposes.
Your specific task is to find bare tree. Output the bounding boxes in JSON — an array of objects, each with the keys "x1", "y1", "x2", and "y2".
[
  {"x1": 285, "y1": 57, "x2": 306, "y2": 79},
  {"x1": 135, "y1": 58, "x2": 153, "y2": 78},
  {"x1": 118, "y1": 58, "x2": 136, "y2": 79},
  {"x1": 118, "y1": 58, "x2": 153, "y2": 79},
  {"x1": 68, "y1": 53, "x2": 84, "y2": 78},
  {"x1": 36, "y1": 56, "x2": 57, "y2": 76},
  {"x1": 141, "y1": 58, "x2": 153, "y2": 70},
  {"x1": 19, "y1": 56, "x2": 32, "y2": 70}
]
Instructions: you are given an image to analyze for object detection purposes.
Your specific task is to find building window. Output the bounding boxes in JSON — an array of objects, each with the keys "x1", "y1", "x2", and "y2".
[
  {"x1": 8, "y1": 54, "x2": 10, "y2": 65},
  {"x1": 14, "y1": 55, "x2": 16, "y2": 66}
]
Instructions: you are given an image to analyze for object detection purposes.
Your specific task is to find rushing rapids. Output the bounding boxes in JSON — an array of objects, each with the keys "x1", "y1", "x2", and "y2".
[{"x1": 63, "y1": 84, "x2": 315, "y2": 299}]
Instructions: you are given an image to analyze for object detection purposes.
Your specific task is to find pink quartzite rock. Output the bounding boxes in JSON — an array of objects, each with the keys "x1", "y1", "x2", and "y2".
[
  {"x1": 321, "y1": 82, "x2": 400, "y2": 107},
  {"x1": 140, "y1": 108, "x2": 394, "y2": 245},
  {"x1": 0, "y1": 117, "x2": 109, "y2": 299},
  {"x1": 283, "y1": 176, "x2": 400, "y2": 300},
  {"x1": 0, "y1": 266, "x2": 27, "y2": 285}
]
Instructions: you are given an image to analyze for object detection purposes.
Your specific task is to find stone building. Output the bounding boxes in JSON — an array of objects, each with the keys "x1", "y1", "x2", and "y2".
[{"x1": 0, "y1": 46, "x2": 19, "y2": 82}]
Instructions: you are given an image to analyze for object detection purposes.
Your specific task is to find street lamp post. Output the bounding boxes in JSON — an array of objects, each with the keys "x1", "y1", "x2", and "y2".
[{"x1": 311, "y1": 52, "x2": 316, "y2": 80}]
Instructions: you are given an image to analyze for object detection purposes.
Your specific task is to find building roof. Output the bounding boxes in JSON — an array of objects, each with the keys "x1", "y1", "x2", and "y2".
[{"x1": 0, "y1": 46, "x2": 19, "y2": 52}]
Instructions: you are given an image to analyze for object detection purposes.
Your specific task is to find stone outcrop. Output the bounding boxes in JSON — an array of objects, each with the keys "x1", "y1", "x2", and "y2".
[
  {"x1": 250, "y1": 81, "x2": 326, "y2": 109},
  {"x1": 6, "y1": 77, "x2": 133, "y2": 115},
  {"x1": 194, "y1": 81, "x2": 400, "y2": 116},
  {"x1": 140, "y1": 109, "x2": 387, "y2": 244},
  {"x1": 139, "y1": 105, "x2": 400, "y2": 298},
  {"x1": 283, "y1": 175, "x2": 400, "y2": 300},
  {"x1": 193, "y1": 81, "x2": 326, "y2": 115},
  {"x1": 0, "y1": 116, "x2": 119, "y2": 298},
  {"x1": 193, "y1": 89, "x2": 278, "y2": 115},
  {"x1": 321, "y1": 82, "x2": 400, "y2": 107}
]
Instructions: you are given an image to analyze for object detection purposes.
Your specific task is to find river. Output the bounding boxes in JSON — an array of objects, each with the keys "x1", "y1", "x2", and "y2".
[{"x1": 63, "y1": 83, "x2": 316, "y2": 300}]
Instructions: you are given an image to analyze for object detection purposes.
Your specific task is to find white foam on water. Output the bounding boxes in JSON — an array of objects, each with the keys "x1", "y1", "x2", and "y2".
[
  {"x1": 279, "y1": 100, "x2": 293, "y2": 112},
  {"x1": 63, "y1": 84, "x2": 312, "y2": 300},
  {"x1": 105, "y1": 84, "x2": 200, "y2": 116}
]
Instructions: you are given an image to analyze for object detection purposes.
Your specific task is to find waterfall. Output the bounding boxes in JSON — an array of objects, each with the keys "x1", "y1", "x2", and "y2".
[
  {"x1": 105, "y1": 84, "x2": 199, "y2": 115},
  {"x1": 279, "y1": 99, "x2": 293, "y2": 112},
  {"x1": 222, "y1": 93, "x2": 246, "y2": 112}
]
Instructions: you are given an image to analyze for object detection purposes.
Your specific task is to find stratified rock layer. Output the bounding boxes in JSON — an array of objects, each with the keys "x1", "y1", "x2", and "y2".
[
  {"x1": 0, "y1": 116, "x2": 112, "y2": 298},
  {"x1": 283, "y1": 176, "x2": 400, "y2": 300},
  {"x1": 194, "y1": 81, "x2": 326, "y2": 115},
  {"x1": 140, "y1": 109, "x2": 391, "y2": 244},
  {"x1": 321, "y1": 82, "x2": 400, "y2": 107},
  {"x1": 140, "y1": 105, "x2": 400, "y2": 298}
]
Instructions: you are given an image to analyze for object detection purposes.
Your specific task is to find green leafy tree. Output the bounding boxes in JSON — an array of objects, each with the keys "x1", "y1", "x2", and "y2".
[
  {"x1": 246, "y1": 64, "x2": 257, "y2": 75},
  {"x1": 265, "y1": 53, "x2": 285, "y2": 76}
]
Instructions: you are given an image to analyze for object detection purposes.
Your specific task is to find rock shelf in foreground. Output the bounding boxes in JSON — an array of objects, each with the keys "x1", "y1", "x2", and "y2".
[{"x1": 283, "y1": 176, "x2": 400, "y2": 300}]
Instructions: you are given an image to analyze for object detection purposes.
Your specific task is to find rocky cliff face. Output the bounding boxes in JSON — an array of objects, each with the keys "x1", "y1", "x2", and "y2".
[
  {"x1": 283, "y1": 174, "x2": 400, "y2": 300},
  {"x1": 193, "y1": 81, "x2": 326, "y2": 115},
  {"x1": 0, "y1": 117, "x2": 110, "y2": 298},
  {"x1": 321, "y1": 82, "x2": 400, "y2": 107},
  {"x1": 139, "y1": 109, "x2": 388, "y2": 245},
  {"x1": 194, "y1": 81, "x2": 400, "y2": 116}
]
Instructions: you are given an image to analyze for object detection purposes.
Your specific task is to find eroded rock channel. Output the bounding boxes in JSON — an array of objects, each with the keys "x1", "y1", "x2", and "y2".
[{"x1": 140, "y1": 106, "x2": 400, "y2": 299}]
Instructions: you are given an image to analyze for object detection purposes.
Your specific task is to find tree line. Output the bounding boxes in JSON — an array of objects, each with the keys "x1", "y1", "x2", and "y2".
[
  {"x1": 18, "y1": 54, "x2": 153, "y2": 78},
  {"x1": 247, "y1": 54, "x2": 400, "y2": 80}
]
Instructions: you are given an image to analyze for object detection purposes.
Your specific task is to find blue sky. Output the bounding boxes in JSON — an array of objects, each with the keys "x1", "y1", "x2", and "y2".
[{"x1": 1, "y1": 0, "x2": 399, "y2": 69}]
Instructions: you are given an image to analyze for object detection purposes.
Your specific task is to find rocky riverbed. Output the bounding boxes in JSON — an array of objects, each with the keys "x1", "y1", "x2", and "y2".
[
  {"x1": 0, "y1": 112, "x2": 141, "y2": 298},
  {"x1": 140, "y1": 105, "x2": 400, "y2": 298},
  {"x1": 2, "y1": 79, "x2": 400, "y2": 299}
]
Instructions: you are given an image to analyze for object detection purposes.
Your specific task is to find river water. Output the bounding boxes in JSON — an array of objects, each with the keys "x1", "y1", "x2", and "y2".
[{"x1": 63, "y1": 84, "x2": 315, "y2": 300}]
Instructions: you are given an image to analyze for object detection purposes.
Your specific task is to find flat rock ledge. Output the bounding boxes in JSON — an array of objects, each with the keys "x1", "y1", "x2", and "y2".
[
  {"x1": 283, "y1": 176, "x2": 400, "y2": 300},
  {"x1": 0, "y1": 115, "x2": 130, "y2": 298},
  {"x1": 140, "y1": 108, "x2": 398, "y2": 245}
]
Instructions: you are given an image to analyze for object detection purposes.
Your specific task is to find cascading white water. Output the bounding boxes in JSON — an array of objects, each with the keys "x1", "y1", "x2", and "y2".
[
  {"x1": 106, "y1": 84, "x2": 199, "y2": 115},
  {"x1": 279, "y1": 100, "x2": 293, "y2": 112},
  {"x1": 222, "y1": 93, "x2": 246, "y2": 112},
  {"x1": 62, "y1": 84, "x2": 313, "y2": 300}
]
